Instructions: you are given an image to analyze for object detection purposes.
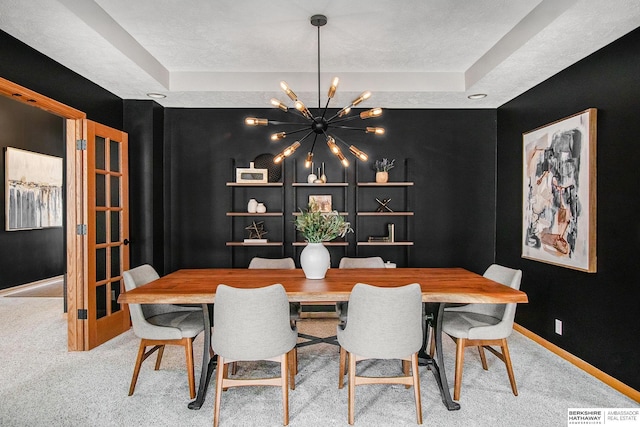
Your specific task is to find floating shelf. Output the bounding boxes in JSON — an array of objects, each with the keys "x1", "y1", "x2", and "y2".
[
  {"x1": 226, "y1": 182, "x2": 283, "y2": 187},
  {"x1": 357, "y1": 182, "x2": 414, "y2": 186},
  {"x1": 357, "y1": 241, "x2": 414, "y2": 246},
  {"x1": 357, "y1": 212, "x2": 414, "y2": 216},
  {"x1": 226, "y1": 212, "x2": 283, "y2": 217},
  {"x1": 226, "y1": 241, "x2": 283, "y2": 247},
  {"x1": 292, "y1": 182, "x2": 348, "y2": 187},
  {"x1": 292, "y1": 241, "x2": 349, "y2": 247}
]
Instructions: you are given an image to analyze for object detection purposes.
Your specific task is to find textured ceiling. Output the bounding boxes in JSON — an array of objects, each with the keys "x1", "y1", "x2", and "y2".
[{"x1": 1, "y1": 0, "x2": 639, "y2": 108}]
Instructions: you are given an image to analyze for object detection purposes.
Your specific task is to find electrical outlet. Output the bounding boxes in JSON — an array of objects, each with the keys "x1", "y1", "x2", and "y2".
[{"x1": 555, "y1": 319, "x2": 563, "y2": 335}]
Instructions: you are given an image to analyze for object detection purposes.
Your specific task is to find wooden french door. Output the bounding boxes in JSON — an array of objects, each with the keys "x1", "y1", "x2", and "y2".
[{"x1": 85, "y1": 120, "x2": 130, "y2": 349}]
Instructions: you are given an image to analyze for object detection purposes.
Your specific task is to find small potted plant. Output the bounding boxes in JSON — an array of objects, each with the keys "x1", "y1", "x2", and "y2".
[
  {"x1": 295, "y1": 201, "x2": 353, "y2": 279},
  {"x1": 373, "y1": 158, "x2": 395, "y2": 183}
]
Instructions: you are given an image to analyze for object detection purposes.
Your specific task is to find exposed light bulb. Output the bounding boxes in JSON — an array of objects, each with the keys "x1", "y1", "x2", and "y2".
[
  {"x1": 274, "y1": 153, "x2": 285, "y2": 164},
  {"x1": 245, "y1": 117, "x2": 268, "y2": 126},
  {"x1": 327, "y1": 77, "x2": 339, "y2": 98},
  {"x1": 270, "y1": 98, "x2": 288, "y2": 111},
  {"x1": 337, "y1": 152, "x2": 349, "y2": 167},
  {"x1": 359, "y1": 108, "x2": 382, "y2": 119},
  {"x1": 280, "y1": 81, "x2": 298, "y2": 101},
  {"x1": 271, "y1": 132, "x2": 286, "y2": 141},
  {"x1": 294, "y1": 100, "x2": 312, "y2": 119},
  {"x1": 305, "y1": 152, "x2": 314, "y2": 168},
  {"x1": 338, "y1": 107, "x2": 352, "y2": 118},
  {"x1": 349, "y1": 145, "x2": 368, "y2": 161},
  {"x1": 366, "y1": 127, "x2": 385, "y2": 135},
  {"x1": 326, "y1": 136, "x2": 340, "y2": 154},
  {"x1": 283, "y1": 141, "x2": 301, "y2": 157},
  {"x1": 351, "y1": 91, "x2": 371, "y2": 107}
]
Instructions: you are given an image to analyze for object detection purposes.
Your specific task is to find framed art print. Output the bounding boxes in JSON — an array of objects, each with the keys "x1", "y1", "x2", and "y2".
[
  {"x1": 522, "y1": 109, "x2": 597, "y2": 272},
  {"x1": 5, "y1": 147, "x2": 63, "y2": 231}
]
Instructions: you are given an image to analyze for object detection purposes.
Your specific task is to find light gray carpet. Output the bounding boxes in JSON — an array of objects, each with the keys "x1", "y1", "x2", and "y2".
[{"x1": 0, "y1": 297, "x2": 636, "y2": 426}]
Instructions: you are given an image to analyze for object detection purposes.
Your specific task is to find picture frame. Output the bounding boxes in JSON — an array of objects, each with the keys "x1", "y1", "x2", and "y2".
[
  {"x1": 235, "y1": 162, "x2": 268, "y2": 184},
  {"x1": 309, "y1": 195, "x2": 332, "y2": 213},
  {"x1": 522, "y1": 108, "x2": 597, "y2": 272},
  {"x1": 5, "y1": 147, "x2": 63, "y2": 231}
]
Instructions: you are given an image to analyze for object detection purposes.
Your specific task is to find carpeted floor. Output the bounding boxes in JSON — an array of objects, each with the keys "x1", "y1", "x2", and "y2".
[{"x1": 0, "y1": 297, "x2": 636, "y2": 426}]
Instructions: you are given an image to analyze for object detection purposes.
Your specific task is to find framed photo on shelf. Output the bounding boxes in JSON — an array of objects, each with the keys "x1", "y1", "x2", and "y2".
[
  {"x1": 309, "y1": 195, "x2": 332, "y2": 213},
  {"x1": 522, "y1": 108, "x2": 597, "y2": 272}
]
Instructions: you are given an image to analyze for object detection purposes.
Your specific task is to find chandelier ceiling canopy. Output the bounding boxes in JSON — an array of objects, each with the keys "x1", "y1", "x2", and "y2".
[{"x1": 245, "y1": 14, "x2": 384, "y2": 168}]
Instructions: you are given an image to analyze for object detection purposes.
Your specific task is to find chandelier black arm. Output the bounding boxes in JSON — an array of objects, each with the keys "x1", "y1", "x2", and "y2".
[
  {"x1": 269, "y1": 121, "x2": 310, "y2": 126},
  {"x1": 278, "y1": 127, "x2": 311, "y2": 137},
  {"x1": 298, "y1": 130, "x2": 315, "y2": 144},
  {"x1": 320, "y1": 97, "x2": 332, "y2": 120},
  {"x1": 328, "y1": 114, "x2": 364, "y2": 125},
  {"x1": 331, "y1": 133, "x2": 352, "y2": 149},
  {"x1": 331, "y1": 125, "x2": 370, "y2": 131},
  {"x1": 308, "y1": 133, "x2": 319, "y2": 154}
]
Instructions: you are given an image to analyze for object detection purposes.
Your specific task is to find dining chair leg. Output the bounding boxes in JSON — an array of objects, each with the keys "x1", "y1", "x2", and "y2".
[
  {"x1": 128, "y1": 341, "x2": 147, "y2": 396},
  {"x1": 501, "y1": 339, "x2": 518, "y2": 396},
  {"x1": 402, "y1": 360, "x2": 411, "y2": 389},
  {"x1": 213, "y1": 356, "x2": 225, "y2": 427},
  {"x1": 453, "y1": 338, "x2": 466, "y2": 401},
  {"x1": 478, "y1": 345, "x2": 489, "y2": 370},
  {"x1": 154, "y1": 344, "x2": 165, "y2": 370},
  {"x1": 288, "y1": 349, "x2": 296, "y2": 390},
  {"x1": 348, "y1": 352, "x2": 356, "y2": 425},
  {"x1": 411, "y1": 353, "x2": 423, "y2": 424},
  {"x1": 184, "y1": 338, "x2": 196, "y2": 399},
  {"x1": 281, "y1": 354, "x2": 290, "y2": 426},
  {"x1": 338, "y1": 346, "x2": 347, "y2": 389}
]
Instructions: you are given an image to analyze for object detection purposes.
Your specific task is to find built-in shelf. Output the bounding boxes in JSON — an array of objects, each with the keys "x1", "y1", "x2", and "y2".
[
  {"x1": 292, "y1": 212, "x2": 348, "y2": 216},
  {"x1": 292, "y1": 182, "x2": 348, "y2": 187},
  {"x1": 226, "y1": 241, "x2": 283, "y2": 247},
  {"x1": 292, "y1": 241, "x2": 349, "y2": 247},
  {"x1": 357, "y1": 212, "x2": 414, "y2": 216},
  {"x1": 357, "y1": 182, "x2": 414, "y2": 187},
  {"x1": 226, "y1": 182, "x2": 283, "y2": 187},
  {"x1": 357, "y1": 241, "x2": 414, "y2": 246},
  {"x1": 226, "y1": 212, "x2": 283, "y2": 217}
]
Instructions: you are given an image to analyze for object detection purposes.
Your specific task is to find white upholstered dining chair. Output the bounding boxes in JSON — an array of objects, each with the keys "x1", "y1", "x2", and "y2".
[
  {"x1": 212, "y1": 284, "x2": 298, "y2": 427},
  {"x1": 122, "y1": 264, "x2": 205, "y2": 399},
  {"x1": 337, "y1": 283, "x2": 424, "y2": 425},
  {"x1": 435, "y1": 264, "x2": 523, "y2": 400}
]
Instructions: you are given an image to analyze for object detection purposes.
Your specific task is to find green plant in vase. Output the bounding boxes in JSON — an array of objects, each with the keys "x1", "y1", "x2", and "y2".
[
  {"x1": 295, "y1": 201, "x2": 353, "y2": 279},
  {"x1": 373, "y1": 158, "x2": 395, "y2": 183}
]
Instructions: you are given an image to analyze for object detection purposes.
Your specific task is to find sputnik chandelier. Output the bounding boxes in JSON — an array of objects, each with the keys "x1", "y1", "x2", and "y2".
[{"x1": 245, "y1": 14, "x2": 385, "y2": 168}]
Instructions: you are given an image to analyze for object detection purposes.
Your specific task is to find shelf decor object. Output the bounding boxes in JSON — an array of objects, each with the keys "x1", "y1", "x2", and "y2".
[
  {"x1": 236, "y1": 162, "x2": 268, "y2": 184},
  {"x1": 244, "y1": 14, "x2": 385, "y2": 168},
  {"x1": 374, "y1": 158, "x2": 395, "y2": 183},
  {"x1": 295, "y1": 201, "x2": 353, "y2": 279}
]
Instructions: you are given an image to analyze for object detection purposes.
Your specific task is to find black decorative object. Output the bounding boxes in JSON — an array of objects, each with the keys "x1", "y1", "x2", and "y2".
[{"x1": 253, "y1": 153, "x2": 282, "y2": 182}]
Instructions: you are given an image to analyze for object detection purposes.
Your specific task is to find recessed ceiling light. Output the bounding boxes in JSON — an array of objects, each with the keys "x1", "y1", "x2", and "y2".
[
  {"x1": 146, "y1": 93, "x2": 166, "y2": 99},
  {"x1": 467, "y1": 93, "x2": 487, "y2": 100}
]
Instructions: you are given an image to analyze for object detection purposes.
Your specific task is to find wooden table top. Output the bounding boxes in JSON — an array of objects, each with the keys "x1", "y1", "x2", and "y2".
[{"x1": 118, "y1": 268, "x2": 528, "y2": 305}]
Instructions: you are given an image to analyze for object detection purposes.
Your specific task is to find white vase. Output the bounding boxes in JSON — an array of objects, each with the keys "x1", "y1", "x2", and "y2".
[
  {"x1": 247, "y1": 198, "x2": 258, "y2": 213},
  {"x1": 300, "y1": 242, "x2": 331, "y2": 279},
  {"x1": 256, "y1": 202, "x2": 266, "y2": 213}
]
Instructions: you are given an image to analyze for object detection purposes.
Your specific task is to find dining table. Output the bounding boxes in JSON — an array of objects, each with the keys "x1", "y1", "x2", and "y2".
[{"x1": 118, "y1": 267, "x2": 528, "y2": 411}]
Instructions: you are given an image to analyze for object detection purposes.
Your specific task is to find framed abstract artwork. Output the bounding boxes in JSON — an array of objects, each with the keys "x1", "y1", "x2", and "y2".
[
  {"x1": 5, "y1": 147, "x2": 63, "y2": 231},
  {"x1": 522, "y1": 109, "x2": 597, "y2": 272}
]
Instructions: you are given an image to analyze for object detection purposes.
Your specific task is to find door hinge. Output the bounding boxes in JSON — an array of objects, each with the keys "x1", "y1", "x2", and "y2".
[
  {"x1": 76, "y1": 224, "x2": 87, "y2": 235},
  {"x1": 76, "y1": 139, "x2": 87, "y2": 150},
  {"x1": 77, "y1": 309, "x2": 88, "y2": 320}
]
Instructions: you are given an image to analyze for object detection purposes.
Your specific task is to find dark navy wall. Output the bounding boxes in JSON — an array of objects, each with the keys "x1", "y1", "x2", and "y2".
[
  {"x1": 497, "y1": 27, "x2": 640, "y2": 389},
  {"x1": 0, "y1": 95, "x2": 65, "y2": 289},
  {"x1": 163, "y1": 108, "x2": 497, "y2": 273},
  {"x1": 0, "y1": 29, "x2": 124, "y2": 289}
]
